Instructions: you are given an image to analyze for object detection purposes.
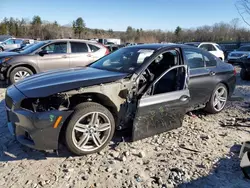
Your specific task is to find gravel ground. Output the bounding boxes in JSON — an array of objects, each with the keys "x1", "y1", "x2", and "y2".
[{"x1": 0, "y1": 70, "x2": 250, "y2": 188}]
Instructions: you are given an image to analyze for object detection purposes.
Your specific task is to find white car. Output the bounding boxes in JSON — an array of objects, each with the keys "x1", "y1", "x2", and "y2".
[{"x1": 185, "y1": 42, "x2": 225, "y2": 61}]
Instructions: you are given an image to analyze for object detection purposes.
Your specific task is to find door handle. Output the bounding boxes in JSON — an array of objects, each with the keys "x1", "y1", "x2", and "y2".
[
  {"x1": 180, "y1": 95, "x2": 189, "y2": 102},
  {"x1": 87, "y1": 53, "x2": 92, "y2": 57},
  {"x1": 210, "y1": 71, "x2": 216, "y2": 76},
  {"x1": 62, "y1": 55, "x2": 67, "y2": 58}
]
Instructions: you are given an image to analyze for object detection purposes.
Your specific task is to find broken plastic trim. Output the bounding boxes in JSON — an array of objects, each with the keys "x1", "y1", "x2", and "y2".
[{"x1": 20, "y1": 93, "x2": 70, "y2": 112}]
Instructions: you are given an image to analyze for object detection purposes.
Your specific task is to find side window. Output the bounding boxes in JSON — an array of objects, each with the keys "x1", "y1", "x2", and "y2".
[
  {"x1": 208, "y1": 44, "x2": 216, "y2": 51},
  {"x1": 203, "y1": 52, "x2": 217, "y2": 67},
  {"x1": 183, "y1": 49, "x2": 204, "y2": 69},
  {"x1": 199, "y1": 44, "x2": 208, "y2": 51},
  {"x1": 153, "y1": 66, "x2": 186, "y2": 95},
  {"x1": 5, "y1": 39, "x2": 14, "y2": 45},
  {"x1": 15, "y1": 39, "x2": 23, "y2": 44},
  {"x1": 42, "y1": 42, "x2": 67, "y2": 54},
  {"x1": 88, "y1": 44, "x2": 100, "y2": 52},
  {"x1": 71, "y1": 42, "x2": 88, "y2": 53}
]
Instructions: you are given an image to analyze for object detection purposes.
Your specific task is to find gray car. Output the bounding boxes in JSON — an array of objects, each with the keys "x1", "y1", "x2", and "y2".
[
  {"x1": 227, "y1": 45, "x2": 250, "y2": 64},
  {"x1": 0, "y1": 39, "x2": 109, "y2": 84}
]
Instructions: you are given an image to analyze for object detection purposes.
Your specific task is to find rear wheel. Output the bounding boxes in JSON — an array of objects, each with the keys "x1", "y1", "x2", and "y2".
[
  {"x1": 10, "y1": 67, "x2": 33, "y2": 84},
  {"x1": 204, "y1": 83, "x2": 228, "y2": 114},
  {"x1": 65, "y1": 102, "x2": 115, "y2": 155},
  {"x1": 240, "y1": 68, "x2": 250, "y2": 80}
]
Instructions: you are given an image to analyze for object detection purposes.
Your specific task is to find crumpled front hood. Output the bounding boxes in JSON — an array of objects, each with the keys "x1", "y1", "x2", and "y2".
[{"x1": 14, "y1": 67, "x2": 128, "y2": 98}]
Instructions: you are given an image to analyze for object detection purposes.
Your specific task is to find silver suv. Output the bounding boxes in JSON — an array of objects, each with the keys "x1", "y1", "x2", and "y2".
[{"x1": 0, "y1": 39, "x2": 109, "y2": 84}]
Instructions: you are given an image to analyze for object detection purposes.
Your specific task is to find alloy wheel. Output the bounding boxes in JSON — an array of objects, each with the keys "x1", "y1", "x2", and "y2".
[
  {"x1": 14, "y1": 71, "x2": 31, "y2": 82},
  {"x1": 72, "y1": 112, "x2": 112, "y2": 152},
  {"x1": 213, "y1": 86, "x2": 227, "y2": 111}
]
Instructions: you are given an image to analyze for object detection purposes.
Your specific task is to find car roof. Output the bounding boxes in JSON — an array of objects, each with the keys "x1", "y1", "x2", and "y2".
[
  {"x1": 124, "y1": 43, "x2": 196, "y2": 50},
  {"x1": 45, "y1": 39, "x2": 98, "y2": 43},
  {"x1": 185, "y1": 42, "x2": 219, "y2": 46}
]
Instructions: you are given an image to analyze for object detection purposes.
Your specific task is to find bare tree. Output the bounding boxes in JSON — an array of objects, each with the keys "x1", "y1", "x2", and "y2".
[{"x1": 235, "y1": 0, "x2": 250, "y2": 26}]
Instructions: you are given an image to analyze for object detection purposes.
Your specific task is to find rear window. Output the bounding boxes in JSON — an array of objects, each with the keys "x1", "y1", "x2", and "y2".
[
  {"x1": 70, "y1": 42, "x2": 88, "y2": 53},
  {"x1": 88, "y1": 44, "x2": 100, "y2": 52}
]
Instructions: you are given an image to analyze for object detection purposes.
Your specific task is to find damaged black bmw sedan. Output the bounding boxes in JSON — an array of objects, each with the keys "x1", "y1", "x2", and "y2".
[{"x1": 5, "y1": 44, "x2": 236, "y2": 155}]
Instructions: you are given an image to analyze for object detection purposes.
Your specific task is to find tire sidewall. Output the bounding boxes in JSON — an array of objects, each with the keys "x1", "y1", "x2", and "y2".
[
  {"x1": 10, "y1": 67, "x2": 33, "y2": 84},
  {"x1": 65, "y1": 102, "x2": 115, "y2": 155},
  {"x1": 205, "y1": 83, "x2": 228, "y2": 114}
]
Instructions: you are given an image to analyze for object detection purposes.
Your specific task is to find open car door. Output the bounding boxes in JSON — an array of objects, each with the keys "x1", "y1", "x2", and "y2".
[{"x1": 132, "y1": 65, "x2": 190, "y2": 141}]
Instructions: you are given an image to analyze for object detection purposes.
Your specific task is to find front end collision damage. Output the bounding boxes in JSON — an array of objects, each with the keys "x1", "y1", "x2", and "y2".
[{"x1": 6, "y1": 78, "x2": 137, "y2": 150}]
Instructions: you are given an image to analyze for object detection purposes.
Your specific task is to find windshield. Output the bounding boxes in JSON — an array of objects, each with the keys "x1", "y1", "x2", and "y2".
[
  {"x1": 237, "y1": 46, "x2": 250, "y2": 51},
  {"x1": 216, "y1": 44, "x2": 223, "y2": 50},
  {"x1": 90, "y1": 47, "x2": 155, "y2": 73},
  {"x1": 21, "y1": 41, "x2": 47, "y2": 53}
]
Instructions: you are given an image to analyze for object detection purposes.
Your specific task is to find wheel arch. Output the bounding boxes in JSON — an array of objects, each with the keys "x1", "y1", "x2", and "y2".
[
  {"x1": 58, "y1": 92, "x2": 119, "y2": 144},
  {"x1": 7, "y1": 63, "x2": 39, "y2": 78}
]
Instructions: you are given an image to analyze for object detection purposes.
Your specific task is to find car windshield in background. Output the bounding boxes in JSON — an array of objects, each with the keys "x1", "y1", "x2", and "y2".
[
  {"x1": 237, "y1": 46, "x2": 250, "y2": 51},
  {"x1": 216, "y1": 44, "x2": 222, "y2": 50},
  {"x1": 90, "y1": 48, "x2": 154, "y2": 73},
  {"x1": 20, "y1": 41, "x2": 47, "y2": 53}
]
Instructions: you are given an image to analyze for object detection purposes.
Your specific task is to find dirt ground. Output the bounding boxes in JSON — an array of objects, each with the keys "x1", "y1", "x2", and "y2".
[{"x1": 0, "y1": 69, "x2": 250, "y2": 188}]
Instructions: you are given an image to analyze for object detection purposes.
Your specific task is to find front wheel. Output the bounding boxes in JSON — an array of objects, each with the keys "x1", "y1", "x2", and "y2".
[
  {"x1": 10, "y1": 67, "x2": 33, "y2": 84},
  {"x1": 204, "y1": 83, "x2": 228, "y2": 114},
  {"x1": 65, "y1": 102, "x2": 115, "y2": 155}
]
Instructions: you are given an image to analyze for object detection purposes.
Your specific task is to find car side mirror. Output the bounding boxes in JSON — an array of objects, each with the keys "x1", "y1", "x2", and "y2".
[{"x1": 38, "y1": 50, "x2": 48, "y2": 56}]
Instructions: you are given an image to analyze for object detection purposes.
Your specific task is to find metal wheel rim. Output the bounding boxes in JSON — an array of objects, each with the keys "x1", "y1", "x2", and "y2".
[
  {"x1": 72, "y1": 111, "x2": 112, "y2": 152},
  {"x1": 14, "y1": 71, "x2": 31, "y2": 82},
  {"x1": 213, "y1": 86, "x2": 227, "y2": 111}
]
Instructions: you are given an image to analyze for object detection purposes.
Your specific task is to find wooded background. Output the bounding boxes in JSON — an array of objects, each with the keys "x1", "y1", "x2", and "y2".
[{"x1": 0, "y1": 16, "x2": 250, "y2": 43}]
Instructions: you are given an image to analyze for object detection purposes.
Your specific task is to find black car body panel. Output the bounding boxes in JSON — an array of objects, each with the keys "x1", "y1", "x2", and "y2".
[
  {"x1": 240, "y1": 58, "x2": 250, "y2": 71},
  {"x1": 14, "y1": 67, "x2": 128, "y2": 98},
  {"x1": 5, "y1": 44, "x2": 236, "y2": 151}
]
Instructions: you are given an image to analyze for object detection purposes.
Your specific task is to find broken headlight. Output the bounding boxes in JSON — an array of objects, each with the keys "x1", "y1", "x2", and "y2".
[{"x1": 21, "y1": 94, "x2": 69, "y2": 112}]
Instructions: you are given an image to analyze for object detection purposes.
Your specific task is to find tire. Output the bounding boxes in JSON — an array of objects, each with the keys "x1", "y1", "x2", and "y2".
[
  {"x1": 9, "y1": 66, "x2": 33, "y2": 84},
  {"x1": 204, "y1": 83, "x2": 228, "y2": 114},
  {"x1": 240, "y1": 68, "x2": 250, "y2": 80},
  {"x1": 65, "y1": 102, "x2": 115, "y2": 155},
  {"x1": 0, "y1": 47, "x2": 3, "y2": 52}
]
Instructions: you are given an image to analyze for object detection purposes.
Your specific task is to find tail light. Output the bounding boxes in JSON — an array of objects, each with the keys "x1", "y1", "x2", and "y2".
[
  {"x1": 98, "y1": 43, "x2": 110, "y2": 55},
  {"x1": 105, "y1": 48, "x2": 110, "y2": 55},
  {"x1": 234, "y1": 67, "x2": 237, "y2": 76}
]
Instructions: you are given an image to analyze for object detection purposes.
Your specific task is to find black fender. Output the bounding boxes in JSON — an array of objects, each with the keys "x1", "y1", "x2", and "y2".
[{"x1": 6, "y1": 62, "x2": 40, "y2": 78}]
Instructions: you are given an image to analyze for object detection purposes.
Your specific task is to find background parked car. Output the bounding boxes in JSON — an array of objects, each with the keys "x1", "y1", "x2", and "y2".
[
  {"x1": 227, "y1": 45, "x2": 250, "y2": 65},
  {"x1": 6, "y1": 43, "x2": 36, "y2": 52},
  {"x1": 0, "y1": 39, "x2": 109, "y2": 84},
  {"x1": 185, "y1": 42, "x2": 225, "y2": 61},
  {"x1": 0, "y1": 37, "x2": 34, "y2": 52}
]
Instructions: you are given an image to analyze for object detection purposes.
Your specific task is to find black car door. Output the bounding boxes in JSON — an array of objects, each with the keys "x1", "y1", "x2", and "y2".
[
  {"x1": 183, "y1": 48, "x2": 215, "y2": 107},
  {"x1": 132, "y1": 65, "x2": 190, "y2": 141}
]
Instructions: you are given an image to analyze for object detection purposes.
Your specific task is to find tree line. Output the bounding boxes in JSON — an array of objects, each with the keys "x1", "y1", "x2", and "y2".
[{"x1": 0, "y1": 16, "x2": 250, "y2": 43}]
